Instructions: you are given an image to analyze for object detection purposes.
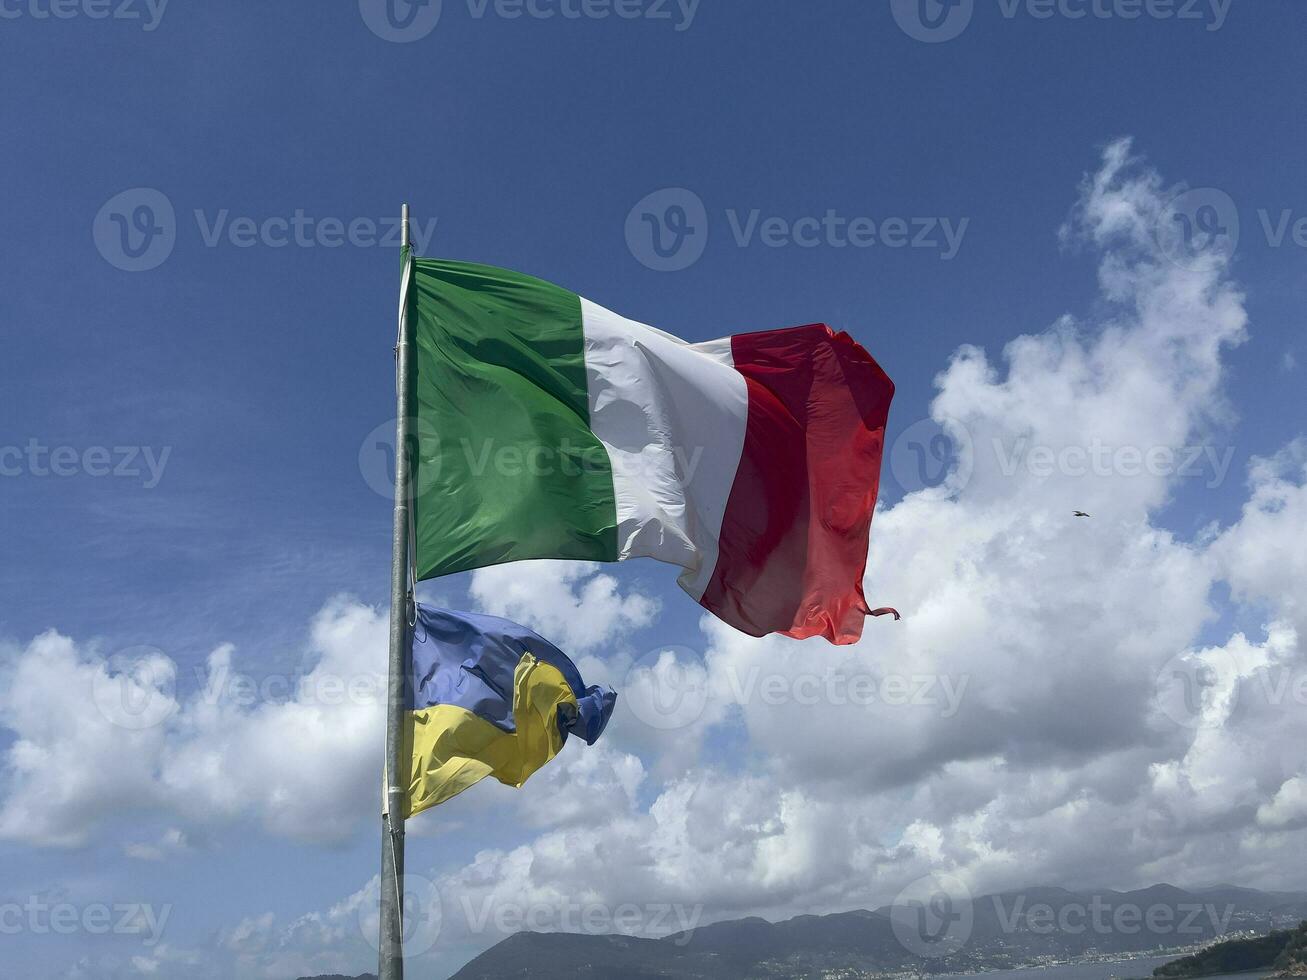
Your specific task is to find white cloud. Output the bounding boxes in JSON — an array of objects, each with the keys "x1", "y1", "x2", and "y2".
[
  {"x1": 1259, "y1": 776, "x2": 1307, "y2": 830},
  {"x1": 1214, "y1": 441, "x2": 1307, "y2": 633},
  {"x1": 0, "y1": 630, "x2": 175, "y2": 847},
  {"x1": 123, "y1": 827, "x2": 191, "y2": 862},
  {"x1": 468, "y1": 560, "x2": 659, "y2": 652},
  {"x1": 0, "y1": 568, "x2": 652, "y2": 849}
]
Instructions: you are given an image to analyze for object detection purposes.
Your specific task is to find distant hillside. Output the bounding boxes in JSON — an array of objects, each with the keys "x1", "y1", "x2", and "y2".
[{"x1": 449, "y1": 884, "x2": 1307, "y2": 980}]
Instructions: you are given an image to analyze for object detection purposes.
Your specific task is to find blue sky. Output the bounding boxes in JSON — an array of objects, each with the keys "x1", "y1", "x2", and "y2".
[{"x1": 3, "y1": 2, "x2": 1307, "y2": 978}]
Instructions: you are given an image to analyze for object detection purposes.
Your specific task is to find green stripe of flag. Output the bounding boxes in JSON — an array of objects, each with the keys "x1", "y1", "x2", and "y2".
[{"x1": 409, "y1": 258, "x2": 619, "y2": 579}]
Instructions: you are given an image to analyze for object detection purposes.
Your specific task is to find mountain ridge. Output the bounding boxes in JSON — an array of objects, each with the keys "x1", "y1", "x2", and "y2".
[{"x1": 445, "y1": 883, "x2": 1307, "y2": 980}]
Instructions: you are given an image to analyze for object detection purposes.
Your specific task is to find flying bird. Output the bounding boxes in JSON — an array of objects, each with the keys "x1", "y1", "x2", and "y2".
[{"x1": 1073, "y1": 511, "x2": 1091, "y2": 518}]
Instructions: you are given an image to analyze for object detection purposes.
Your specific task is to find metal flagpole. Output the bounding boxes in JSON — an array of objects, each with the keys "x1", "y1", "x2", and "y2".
[{"x1": 379, "y1": 203, "x2": 413, "y2": 980}]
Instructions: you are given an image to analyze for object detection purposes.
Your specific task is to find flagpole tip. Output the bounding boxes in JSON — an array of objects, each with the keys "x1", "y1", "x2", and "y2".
[{"x1": 401, "y1": 203, "x2": 410, "y2": 249}]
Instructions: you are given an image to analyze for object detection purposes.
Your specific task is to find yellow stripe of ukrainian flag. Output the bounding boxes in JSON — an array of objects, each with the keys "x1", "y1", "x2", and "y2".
[{"x1": 403, "y1": 653, "x2": 577, "y2": 817}]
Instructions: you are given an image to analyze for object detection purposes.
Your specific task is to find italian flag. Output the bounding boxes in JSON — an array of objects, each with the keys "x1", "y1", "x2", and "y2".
[{"x1": 405, "y1": 254, "x2": 895, "y2": 644}]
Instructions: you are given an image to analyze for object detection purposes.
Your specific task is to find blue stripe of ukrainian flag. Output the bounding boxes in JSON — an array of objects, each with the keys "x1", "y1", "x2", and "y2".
[{"x1": 403, "y1": 605, "x2": 617, "y2": 817}]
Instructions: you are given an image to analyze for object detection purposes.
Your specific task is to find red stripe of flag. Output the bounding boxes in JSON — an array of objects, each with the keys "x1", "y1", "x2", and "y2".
[{"x1": 699, "y1": 324, "x2": 895, "y2": 644}]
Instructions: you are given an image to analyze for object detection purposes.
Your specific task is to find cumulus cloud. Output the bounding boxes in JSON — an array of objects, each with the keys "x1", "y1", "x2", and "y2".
[
  {"x1": 468, "y1": 559, "x2": 659, "y2": 652},
  {"x1": 1214, "y1": 441, "x2": 1307, "y2": 633},
  {"x1": 1259, "y1": 776, "x2": 1307, "y2": 830},
  {"x1": 0, "y1": 568, "x2": 652, "y2": 850},
  {"x1": 0, "y1": 598, "x2": 385, "y2": 848},
  {"x1": 0, "y1": 630, "x2": 177, "y2": 847}
]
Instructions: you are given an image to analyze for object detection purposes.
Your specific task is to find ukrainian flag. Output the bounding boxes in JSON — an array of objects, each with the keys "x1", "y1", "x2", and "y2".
[{"x1": 403, "y1": 604, "x2": 617, "y2": 817}]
